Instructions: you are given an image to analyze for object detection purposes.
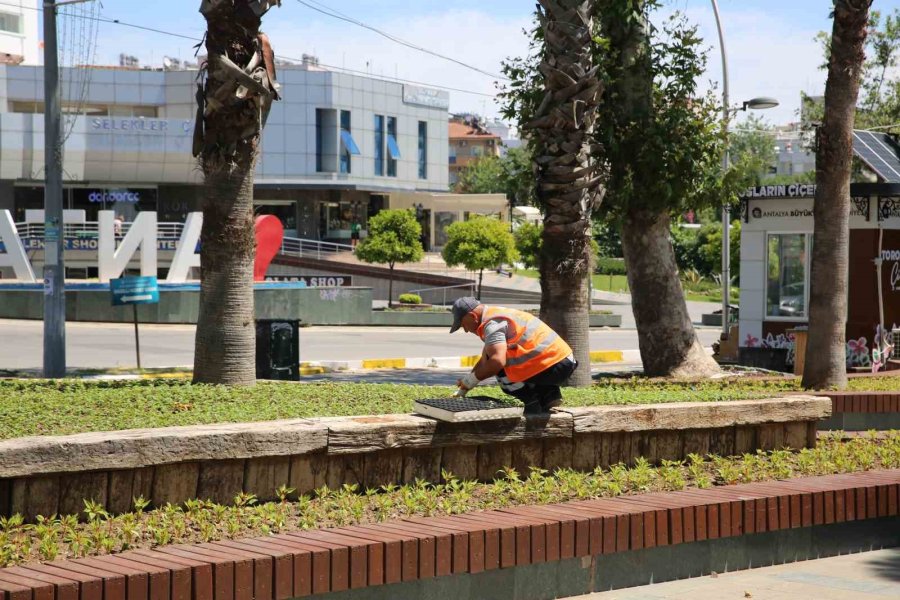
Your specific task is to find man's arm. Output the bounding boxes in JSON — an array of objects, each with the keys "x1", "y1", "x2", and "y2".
[{"x1": 474, "y1": 342, "x2": 506, "y2": 380}]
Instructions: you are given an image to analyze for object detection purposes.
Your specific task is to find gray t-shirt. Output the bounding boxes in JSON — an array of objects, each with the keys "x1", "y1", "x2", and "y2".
[{"x1": 483, "y1": 318, "x2": 510, "y2": 346}]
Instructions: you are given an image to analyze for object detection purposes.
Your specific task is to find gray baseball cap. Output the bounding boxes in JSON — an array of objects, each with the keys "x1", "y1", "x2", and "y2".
[{"x1": 449, "y1": 296, "x2": 481, "y2": 333}]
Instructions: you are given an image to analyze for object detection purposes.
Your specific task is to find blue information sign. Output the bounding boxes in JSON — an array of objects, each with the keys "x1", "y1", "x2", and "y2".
[{"x1": 110, "y1": 276, "x2": 159, "y2": 306}]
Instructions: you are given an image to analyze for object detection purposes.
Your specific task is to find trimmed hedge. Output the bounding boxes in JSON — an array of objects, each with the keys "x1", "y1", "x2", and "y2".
[{"x1": 596, "y1": 256, "x2": 627, "y2": 275}]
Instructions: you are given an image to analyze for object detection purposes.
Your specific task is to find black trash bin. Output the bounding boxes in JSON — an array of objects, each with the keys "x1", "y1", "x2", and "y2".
[{"x1": 256, "y1": 319, "x2": 301, "y2": 381}]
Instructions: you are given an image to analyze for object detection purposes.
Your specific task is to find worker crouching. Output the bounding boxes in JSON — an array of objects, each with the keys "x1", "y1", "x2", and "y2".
[{"x1": 449, "y1": 296, "x2": 577, "y2": 414}]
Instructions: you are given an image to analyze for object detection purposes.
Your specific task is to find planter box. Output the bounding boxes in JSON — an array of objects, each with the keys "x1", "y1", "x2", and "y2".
[
  {"x1": 589, "y1": 314, "x2": 622, "y2": 327},
  {"x1": 739, "y1": 347, "x2": 790, "y2": 372},
  {"x1": 702, "y1": 313, "x2": 722, "y2": 326},
  {"x1": 370, "y1": 311, "x2": 452, "y2": 326},
  {"x1": 0, "y1": 396, "x2": 830, "y2": 521}
]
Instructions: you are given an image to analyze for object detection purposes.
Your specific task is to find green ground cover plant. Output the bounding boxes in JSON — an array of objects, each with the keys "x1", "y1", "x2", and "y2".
[
  {"x1": 1, "y1": 376, "x2": 899, "y2": 440},
  {"x1": 0, "y1": 432, "x2": 896, "y2": 567}
]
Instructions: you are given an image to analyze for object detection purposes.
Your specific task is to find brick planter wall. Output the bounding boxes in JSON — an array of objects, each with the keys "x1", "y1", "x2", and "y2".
[
  {"x1": 0, "y1": 470, "x2": 896, "y2": 600},
  {"x1": 0, "y1": 397, "x2": 830, "y2": 521},
  {"x1": 818, "y1": 392, "x2": 900, "y2": 431}
]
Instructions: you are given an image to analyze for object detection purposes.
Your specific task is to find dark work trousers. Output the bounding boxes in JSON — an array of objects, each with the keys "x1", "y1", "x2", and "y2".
[{"x1": 496, "y1": 357, "x2": 577, "y2": 411}]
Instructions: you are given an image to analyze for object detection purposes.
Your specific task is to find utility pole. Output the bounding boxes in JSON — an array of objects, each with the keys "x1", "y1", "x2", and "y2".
[{"x1": 43, "y1": 0, "x2": 65, "y2": 377}]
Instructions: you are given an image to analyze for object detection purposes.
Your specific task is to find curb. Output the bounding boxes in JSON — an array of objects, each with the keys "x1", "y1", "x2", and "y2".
[
  {"x1": 302, "y1": 350, "x2": 632, "y2": 373},
  {"x1": 0, "y1": 352, "x2": 638, "y2": 380}
]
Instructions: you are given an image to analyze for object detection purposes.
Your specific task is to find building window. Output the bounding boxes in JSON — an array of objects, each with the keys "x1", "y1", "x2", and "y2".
[
  {"x1": 316, "y1": 109, "x2": 326, "y2": 173},
  {"x1": 315, "y1": 108, "x2": 339, "y2": 173},
  {"x1": 0, "y1": 12, "x2": 22, "y2": 34},
  {"x1": 418, "y1": 121, "x2": 427, "y2": 179},
  {"x1": 386, "y1": 116, "x2": 399, "y2": 177},
  {"x1": 8, "y1": 101, "x2": 158, "y2": 117},
  {"x1": 374, "y1": 114, "x2": 385, "y2": 176},
  {"x1": 339, "y1": 110, "x2": 360, "y2": 174},
  {"x1": 766, "y1": 233, "x2": 809, "y2": 319}
]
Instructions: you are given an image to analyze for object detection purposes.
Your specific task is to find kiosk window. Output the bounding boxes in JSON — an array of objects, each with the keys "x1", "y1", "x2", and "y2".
[{"x1": 766, "y1": 233, "x2": 808, "y2": 318}]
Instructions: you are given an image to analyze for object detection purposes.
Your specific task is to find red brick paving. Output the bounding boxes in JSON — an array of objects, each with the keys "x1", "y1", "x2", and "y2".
[{"x1": 0, "y1": 470, "x2": 896, "y2": 599}]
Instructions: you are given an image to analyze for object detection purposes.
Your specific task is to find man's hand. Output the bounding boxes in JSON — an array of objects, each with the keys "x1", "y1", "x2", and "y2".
[{"x1": 456, "y1": 371, "x2": 480, "y2": 396}]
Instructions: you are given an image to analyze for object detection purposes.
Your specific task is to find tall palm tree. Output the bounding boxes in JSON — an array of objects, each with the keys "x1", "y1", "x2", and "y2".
[
  {"x1": 525, "y1": 0, "x2": 603, "y2": 387},
  {"x1": 193, "y1": 0, "x2": 281, "y2": 384},
  {"x1": 804, "y1": 0, "x2": 872, "y2": 389}
]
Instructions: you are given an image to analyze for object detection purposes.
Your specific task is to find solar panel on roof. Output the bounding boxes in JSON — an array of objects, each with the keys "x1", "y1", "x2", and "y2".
[{"x1": 852, "y1": 130, "x2": 900, "y2": 183}]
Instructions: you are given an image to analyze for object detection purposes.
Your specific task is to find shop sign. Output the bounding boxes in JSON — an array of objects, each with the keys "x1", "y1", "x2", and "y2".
[
  {"x1": 265, "y1": 275, "x2": 352, "y2": 287},
  {"x1": 90, "y1": 118, "x2": 194, "y2": 134},
  {"x1": 88, "y1": 190, "x2": 142, "y2": 203},
  {"x1": 740, "y1": 184, "x2": 817, "y2": 199},
  {"x1": 18, "y1": 238, "x2": 193, "y2": 251},
  {"x1": 750, "y1": 205, "x2": 814, "y2": 220},
  {"x1": 402, "y1": 85, "x2": 450, "y2": 110},
  {"x1": 0, "y1": 210, "x2": 202, "y2": 284},
  {"x1": 882, "y1": 250, "x2": 900, "y2": 292}
]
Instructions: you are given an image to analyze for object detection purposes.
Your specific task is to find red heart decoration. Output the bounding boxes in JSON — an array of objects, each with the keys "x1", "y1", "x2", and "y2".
[{"x1": 254, "y1": 215, "x2": 285, "y2": 281}]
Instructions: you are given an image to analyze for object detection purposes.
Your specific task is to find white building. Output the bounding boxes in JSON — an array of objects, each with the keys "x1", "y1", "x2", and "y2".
[
  {"x1": 0, "y1": 58, "x2": 457, "y2": 246},
  {"x1": 772, "y1": 127, "x2": 815, "y2": 178},
  {"x1": 0, "y1": 0, "x2": 39, "y2": 65}
]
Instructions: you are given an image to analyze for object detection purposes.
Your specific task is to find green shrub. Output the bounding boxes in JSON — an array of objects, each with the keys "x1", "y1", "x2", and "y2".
[
  {"x1": 595, "y1": 257, "x2": 626, "y2": 275},
  {"x1": 398, "y1": 293, "x2": 422, "y2": 305}
]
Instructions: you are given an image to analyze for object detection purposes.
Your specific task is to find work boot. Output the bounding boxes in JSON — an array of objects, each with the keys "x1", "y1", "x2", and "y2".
[
  {"x1": 541, "y1": 397, "x2": 563, "y2": 412},
  {"x1": 522, "y1": 399, "x2": 545, "y2": 415}
]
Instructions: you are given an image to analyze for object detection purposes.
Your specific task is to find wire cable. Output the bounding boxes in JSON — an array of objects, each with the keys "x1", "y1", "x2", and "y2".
[
  {"x1": 0, "y1": 0, "x2": 498, "y2": 99},
  {"x1": 294, "y1": 0, "x2": 508, "y2": 81}
]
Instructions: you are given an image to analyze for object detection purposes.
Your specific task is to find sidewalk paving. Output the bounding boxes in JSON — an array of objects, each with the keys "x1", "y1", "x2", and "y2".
[{"x1": 581, "y1": 548, "x2": 900, "y2": 599}]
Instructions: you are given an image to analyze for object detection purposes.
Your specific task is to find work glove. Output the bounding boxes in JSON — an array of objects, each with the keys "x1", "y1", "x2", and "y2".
[{"x1": 456, "y1": 371, "x2": 480, "y2": 396}]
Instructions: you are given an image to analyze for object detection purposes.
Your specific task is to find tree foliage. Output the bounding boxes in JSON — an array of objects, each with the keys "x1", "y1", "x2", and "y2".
[
  {"x1": 514, "y1": 222, "x2": 543, "y2": 270},
  {"x1": 442, "y1": 216, "x2": 518, "y2": 298},
  {"x1": 455, "y1": 147, "x2": 537, "y2": 208},
  {"x1": 810, "y1": 8, "x2": 900, "y2": 131},
  {"x1": 454, "y1": 156, "x2": 505, "y2": 194},
  {"x1": 729, "y1": 115, "x2": 778, "y2": 188},
  {"x1": 355, "y1": 209, "x2": 424, "y2": 306},
  {"x1": 592, "y1": 4, "x2": 731, "y2": 218},
  {"x1": 355, "y1": 209, "x2": 424, "y2": 268}
]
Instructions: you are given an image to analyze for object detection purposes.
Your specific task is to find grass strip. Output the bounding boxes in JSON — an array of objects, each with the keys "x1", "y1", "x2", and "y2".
[
  {"x1": 0, "y1": 432, "x2": 897, "y2": 567},
  {"x1": 1, "y1": 377, "x2": 899, "y2": 440}
]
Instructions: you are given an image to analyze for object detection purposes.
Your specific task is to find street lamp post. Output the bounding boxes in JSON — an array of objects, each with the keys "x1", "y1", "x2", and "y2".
[{"x1": 710, "y1": 0, "x2": 778, "y2": 340}]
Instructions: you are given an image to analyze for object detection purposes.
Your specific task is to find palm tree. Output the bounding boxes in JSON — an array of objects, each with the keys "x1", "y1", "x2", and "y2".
[
  {"x1": 193, "y1": 0, "x2": 281, "y2": 384},
  {"x1": 803, "y1": 0, "x2": 873, "y2": 389},
  {"x1": 525, "y1": 0, "x2": 603, "y2": 387}
]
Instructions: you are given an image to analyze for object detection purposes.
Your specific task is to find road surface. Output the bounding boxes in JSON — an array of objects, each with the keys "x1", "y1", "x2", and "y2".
[{"x1": 0, "y1": 319, "x2": 721, "y2": 370}]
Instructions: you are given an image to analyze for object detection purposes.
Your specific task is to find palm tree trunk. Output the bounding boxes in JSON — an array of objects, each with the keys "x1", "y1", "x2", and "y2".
[
  {"x1": 194, "y1": 171, "x2": 257, "y2": 384},
  {"x1": 803, "y1": 0, "x2": 871, "y2": 390},
  {"x1": 527, "y1": 0, "x2": 602, "y2": 387},
  {"x1": 622, "y1": 209, "x2": 719, "y2": 377},
  {"x1": 193, "y1": 1, "x2": 280, "y2": 385}
]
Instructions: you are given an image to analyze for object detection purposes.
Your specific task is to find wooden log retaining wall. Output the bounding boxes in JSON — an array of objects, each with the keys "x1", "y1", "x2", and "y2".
[{"x1": 0, "y1": 397, "x2": 831, "y2": 521}]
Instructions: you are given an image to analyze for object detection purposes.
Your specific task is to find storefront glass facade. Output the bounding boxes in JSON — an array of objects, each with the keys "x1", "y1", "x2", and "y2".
[{"x1": 766, "y1": 233, "x2": 809, "y2": 319}]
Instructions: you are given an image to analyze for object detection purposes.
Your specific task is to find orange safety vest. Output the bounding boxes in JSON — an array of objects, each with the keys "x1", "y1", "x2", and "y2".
[{"x1": 476, "y1": 306, "x2": 573, "y2": 382}]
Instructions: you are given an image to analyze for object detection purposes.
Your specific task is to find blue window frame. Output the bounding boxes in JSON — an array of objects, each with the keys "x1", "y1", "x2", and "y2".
[
  {"x1": 339, "y1": 110, "x2": 359, "y2": 174},
  {"x1": 417, "y1": 121, "x2": 427, "y2": 179},
  {"x1": 374, "y1": 115, "x2": 385, "y2": 176},
  {"x1": 387, "y1": 117, "x2": 398, "y2": 177}
]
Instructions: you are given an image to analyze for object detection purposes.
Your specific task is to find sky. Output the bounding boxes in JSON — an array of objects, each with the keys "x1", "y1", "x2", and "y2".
[{"x1": 54, "y1": 0, "x2": 900, "y2": 127}]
